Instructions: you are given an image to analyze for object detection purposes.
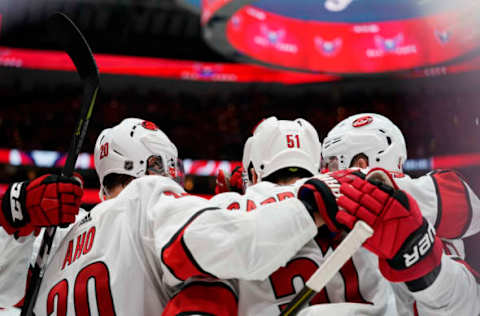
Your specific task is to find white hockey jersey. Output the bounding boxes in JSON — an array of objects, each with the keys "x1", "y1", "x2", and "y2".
[
  {"x1": 210, "y1": 181, "x2": 397, "y2": 316},
  {"x1": 0, "y1": 175, "x2": 317, "y2": 315},
  {"x1": 210, "y1": 170, "x2": 480, "y2": 316},
  {"x1": 394, "y1": 170, "x2": 480, "y2": 241},
  {"x1": 387, "y1": 170, "x2": 480, "y2": 315}
]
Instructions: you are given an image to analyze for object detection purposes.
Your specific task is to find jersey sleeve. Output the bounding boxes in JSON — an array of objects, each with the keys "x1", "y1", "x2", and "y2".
[
  {"x1": 430, "y1": 170, "x2": 480, "y2": 238},
  {"x1": 150, "y1": 184, "x2": 316, "y2": 282},
  {"x1": 209, "y1": 192, "x2": 245, "y2": 210},
  {"x1": 398, "y1": 170, "x2": 480, "y2": 239},
  {"x1": 180, "y1": 198, "x2": 317, "y2": 281},
  {"x1": 116, "y1": 176, "x2": 316, "y2": 286},
  {"x1": 411, "y1": 254, "x2": 480, "y2": 315},
  {"x1": 162, "y1": 279, "x2": 238, "y2": 316},
  {"x1": 0, "y1": 229, "x2": 34, "y2": 307}
]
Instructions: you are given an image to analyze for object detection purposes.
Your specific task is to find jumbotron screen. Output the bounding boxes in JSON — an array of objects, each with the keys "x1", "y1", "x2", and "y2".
[{"x1": 203, "y1": 0, "x2": 480, "y2": 74}]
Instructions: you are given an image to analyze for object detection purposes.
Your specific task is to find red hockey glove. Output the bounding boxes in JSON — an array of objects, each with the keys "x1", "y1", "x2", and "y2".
[
  {"x1": 297, "y1": 169, "x2": 366, "y2": 232},
  {"x1": 215, "y1": 166, "x2": 244, "y2": 194},
  {"x1": 0, "y1": 174, "x2": 83, "y2": 237},
  {"x1": 337, "y1": 171, "x2": 443, "y2": 284}
]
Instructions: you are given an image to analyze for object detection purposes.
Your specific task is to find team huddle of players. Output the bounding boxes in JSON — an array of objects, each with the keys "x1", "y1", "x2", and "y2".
[{"x1": 0, "y1": 113, "x2": 479, "y2": 316}]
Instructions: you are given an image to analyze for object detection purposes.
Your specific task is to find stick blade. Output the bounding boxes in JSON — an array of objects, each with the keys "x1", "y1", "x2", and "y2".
[{"x1": 48, "y1": 12, "x2": 99, "y2": 82}]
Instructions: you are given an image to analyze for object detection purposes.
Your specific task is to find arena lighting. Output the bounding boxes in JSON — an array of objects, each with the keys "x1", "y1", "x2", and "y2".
[
  {"x1": 0, "y1": 46, "x2": 337, "y2": 84},
  {"x1": 202, "y1": 0, "x2": 480, "y2": 74},
  {"x1": 1, "y1": 148, "x2": 479, "y2": 173},
  {"x1": 1, "y1": 46, "x2": 480, "y2": 82}
]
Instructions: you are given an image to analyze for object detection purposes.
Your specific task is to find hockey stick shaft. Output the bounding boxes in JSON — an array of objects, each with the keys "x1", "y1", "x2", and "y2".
[
  {"x1": 279, "y1": 221, "x2": 373, "y2": 316},
  {"x1": 20, "y1": 13, "x2": 99, "y2": 316}
]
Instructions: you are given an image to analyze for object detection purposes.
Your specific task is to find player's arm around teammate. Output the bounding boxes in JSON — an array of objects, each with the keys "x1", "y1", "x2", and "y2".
[{"x1": 1, "y1": 118, "x2": 330, "y2": 315}]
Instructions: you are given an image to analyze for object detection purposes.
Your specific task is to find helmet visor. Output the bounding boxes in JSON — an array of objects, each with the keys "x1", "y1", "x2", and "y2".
[
  {"x1": 146, "y1": 155, "x2": 185, "y2": 186},
  {"x1": 322, "y1": 156, "x2": 340, "y2": 172}
]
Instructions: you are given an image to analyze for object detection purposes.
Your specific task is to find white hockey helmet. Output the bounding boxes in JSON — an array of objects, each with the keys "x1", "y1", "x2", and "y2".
[
  {"x1": 94, "y1": 118, "x2": 179, "y2": 198},
  {"x1": 242, "y1": 117, "x2": 321, "y2": 185},
  {"x1": 322, "y1": 113, "x2": 407, "y2": 172}
]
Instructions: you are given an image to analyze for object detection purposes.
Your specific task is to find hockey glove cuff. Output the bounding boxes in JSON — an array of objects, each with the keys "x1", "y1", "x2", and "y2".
[
  {"x1": 215, "y1": 166, "x2": 244, "y2": 194},
  {"x1": 337, "y1": 172, "x2": 442, "y2": 283},
  {"x1": 0, "y1": 174, "x2": 83, "y2": 237},
  {"x1": 298, "y1": 178, "x2": 341, "y2": 232},
  {"x1": 298, "y1": 169, "x2": 367, "y2": 232}
]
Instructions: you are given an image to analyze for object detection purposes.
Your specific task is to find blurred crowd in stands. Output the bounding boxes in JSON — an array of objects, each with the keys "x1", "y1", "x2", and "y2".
[{"x1": 0, "y1": 82, "x2": 478, "y2": 161}]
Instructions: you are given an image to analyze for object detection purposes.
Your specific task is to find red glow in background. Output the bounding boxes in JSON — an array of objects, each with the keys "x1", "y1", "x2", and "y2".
[{"x1": 218, "y1": 5, "x2": 479, "y2": 73}]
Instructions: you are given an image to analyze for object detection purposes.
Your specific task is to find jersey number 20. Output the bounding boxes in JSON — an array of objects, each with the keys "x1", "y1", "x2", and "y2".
[{"x1": 47, "y1": 262, "x2": 116, "y2": 316}]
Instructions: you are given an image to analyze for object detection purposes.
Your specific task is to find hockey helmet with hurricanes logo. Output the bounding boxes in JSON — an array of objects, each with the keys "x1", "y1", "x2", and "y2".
[
  {"x1": 322, "y1": 113, "x2": 407, "y2": 172},
  {"x1": 94, "y1": 118, "x2": 182, "y2": 199},
  {"x1": 242, "y1": 116, "x2": 321, "y2": 186}
]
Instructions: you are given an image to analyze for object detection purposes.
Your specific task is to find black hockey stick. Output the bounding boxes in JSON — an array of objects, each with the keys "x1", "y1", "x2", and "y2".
[{"x1": 20, "y1": 13, "x2": 99, "y2": 316}]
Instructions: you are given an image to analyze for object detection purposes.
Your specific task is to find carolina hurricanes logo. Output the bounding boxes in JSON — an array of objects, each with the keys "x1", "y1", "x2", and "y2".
[
  {"x1": 352, "y1": 115, "x2": 373, "y2": 127},
  {"x1": 168, "y1": 167, "x2": 176, "y2": 178},
  {"x1": 314, "y1": 36, "x2": 342, "y2": 56},
  {"x1": 141, "y1": 121, "x2": 159, "y2": 131}
]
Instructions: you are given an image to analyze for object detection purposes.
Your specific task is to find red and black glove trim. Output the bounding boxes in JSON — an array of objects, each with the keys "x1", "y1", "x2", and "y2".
[
  {"x1": 379, "y1": 221, "x2": 443, "y2": 282},
  {"x1": 405, "y1": 264, "x2": 441, "y2": 292},
  {"x1": 382, "y1": 193, "x2": 443, "y2": 291},
  {"x1": 0, "y1": 181, "x2": 33, "y2": 237},
  {"x1": 334, "y1": 170, "x2": 366, "y2": 182},
  {"x1": 162, "y1": 207, "x2": 220, "y2": 281},
  {"x1": 338, "y1": 174, "x2": 444, "y2": 283},
  {"x1": 298, "y1": 179, "x2": 341, "y2": 233},
  {"x1": 1, "y1": 181, "x2": 30, "y2": 228},
  {"x1": 386, "y1": 218, "x2": 437, "y2": 270}
]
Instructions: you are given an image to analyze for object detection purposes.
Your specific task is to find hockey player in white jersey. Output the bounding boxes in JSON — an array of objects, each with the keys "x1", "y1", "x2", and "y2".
[
  {"x1": 0, "y1": 118, "x2": 339, "y2": 315},
  {"x1": 0, "y1": 174, "x2": 83, "y2": 310},
  {"x1": 208, "y1": 117, "x2": 399, "y2": 315},
  {"x1": 322, "y1": 113, "x2": 480, "y2": 242},
  {"x1": 318, "y1": 113, "x2": 480, "y2": 315}
]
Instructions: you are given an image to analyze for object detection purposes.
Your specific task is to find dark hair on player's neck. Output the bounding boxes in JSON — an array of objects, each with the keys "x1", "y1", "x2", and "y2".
[
  {"x1": 103, "y1": 173, "x2": 135, "y2": 192},
  {"x1": 263, "y1": 167, "x2": 312, "y2": 185}
]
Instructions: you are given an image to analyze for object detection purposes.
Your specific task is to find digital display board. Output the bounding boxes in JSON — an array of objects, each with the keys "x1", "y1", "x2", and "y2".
[{"x1": 204, "y1": 0, "x2": 480, "y2": 74}]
